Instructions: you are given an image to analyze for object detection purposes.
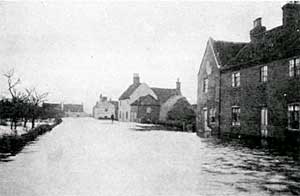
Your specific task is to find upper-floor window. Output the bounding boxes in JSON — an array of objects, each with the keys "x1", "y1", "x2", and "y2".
[
  {"x1": 289, "y1": 58, "x2": 300, "y2": 77},
  {"x1": 232, "y1": 72, "x2": 240, "y2": 87},
  {"x1": 260, "y1": 66, "x2": 268, "y2": 82},
  {"x1": 288, "y1": 104, "x2": 300, "y2": 130},
  {"x1": 146, "y1": 107, "x2": 152, "y2": 114},
  {"x1": 203, "y1": 78, "x2": 208, "y2": 93},
  {"x1": 232, "y1": 106, "x2": 240, "y2": 126}
]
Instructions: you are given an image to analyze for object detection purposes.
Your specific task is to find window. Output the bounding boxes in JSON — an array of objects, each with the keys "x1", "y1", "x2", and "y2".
[
  {"x1": 288, "y1": 104, "x2": 300, "y2": 130},
  {"x1": 260, "y1": 66, "x2": 268, "y2": 82},
  {"x1": 126, "y1": 112, "x2": 128, "y2": 120},
  {"x1": 146, "y1": 107, "x2": 152, "y2": 113},
  {"x1": 289, "y1": 58, "x2": 300, "y2": 77},
  {"x1": 203, "y1": 78, "x2": 208, "y2": 93},
  {"x1": 105, "y1": 108, "x2": 108, "y2": 112},
  {"x1": 232, "y1": 72, "x2": 240, "y2": 87},
  {"x1": 261, "y1": 107, "x2": 268, "y2": 137},
  {"x1": 232, "y1": 106, "x2": 240, "y2": 126},
  {"x1": 209, "y1": 108, "x2": 216, "y2": 124}
]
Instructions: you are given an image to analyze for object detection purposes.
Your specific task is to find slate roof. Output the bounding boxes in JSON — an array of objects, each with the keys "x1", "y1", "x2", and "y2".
[
  {"x1": 130, "y1": 94, "x2": 160, "y2": 106},
  {"x1": 151, "y1": 88, "x2": 179, "y2": 104},
  {"x1": 119, "y1": 83, "x2": 141, "y2": 100},
  {"x1": 211, "y1": 39, "x2": 247, "y2": 66},
  {"x1": 224, "y1": 26, "x2": 300, "y2": 69}
]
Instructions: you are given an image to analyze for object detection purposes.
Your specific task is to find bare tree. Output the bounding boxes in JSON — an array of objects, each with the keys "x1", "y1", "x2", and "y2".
[
  {"x1": 3, "y1": 69, "x2": 21, "y2": 132},
  {"x1": 3, "y1": 69, "x2": 21, "y2": 99},
  {"x1": 28, "y1": 88, "x2": 48, "y2": 128}
]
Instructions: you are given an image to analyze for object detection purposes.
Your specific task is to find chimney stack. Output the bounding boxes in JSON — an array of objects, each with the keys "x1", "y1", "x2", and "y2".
[
  {"x1": 250, "y1": 17, "x2": 266, "y2": 42},
  {"x1": 282, "y1": 1, "x2": 300, "y2": 27},
  {"x1": 133, "y1": 73, "x2": 140, "y2": 85},
  {"x1": 176, "y1": 78, "x2": 181, "y2": 95}
]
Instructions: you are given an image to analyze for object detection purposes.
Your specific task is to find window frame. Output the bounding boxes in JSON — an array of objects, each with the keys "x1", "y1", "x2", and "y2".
[
  {"x1": 232, "y1": 72, "x2": 240, "y2": 87},
  {"x1": 203, "y1": 78, "x2": 208, "y2": 93},
  {"x1": 289, "y1": 58, "x2": 300, "y2": 77},
  {"x1": 231, "y1": 106, "x2": 241, "y2": 126},
  {"x1": 260, "y1": 65, "x2": 268, "y2": 82},
  {"x1": 288, "y1": 103, "x2": 300, "y2": 130}
]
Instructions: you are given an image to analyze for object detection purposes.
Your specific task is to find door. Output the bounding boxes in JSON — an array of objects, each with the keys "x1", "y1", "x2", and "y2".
[
  {"x1": 203, "y1": 108, "x2": 208, "y2": 131},
  {"x1": 261, "y1": 107, "x2": 268, "y2": 137}
]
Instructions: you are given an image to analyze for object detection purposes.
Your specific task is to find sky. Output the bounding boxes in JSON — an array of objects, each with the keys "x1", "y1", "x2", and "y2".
[{"x1": 0, "y1": 1, "x2": 285, "y2": 113}]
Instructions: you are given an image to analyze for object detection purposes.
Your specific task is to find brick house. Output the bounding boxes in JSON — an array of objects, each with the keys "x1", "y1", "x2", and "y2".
[
  {"x1": 197, "y1": 38, "x2": 246, "y2": 137},
  {"x1": 197, "y1": 2, "x2": 300, "y2": 140},
  {"x1": 130, "y1": 95, "x2": 160, "y2": 123},
  {"x1": 118, "y1": 74, "x2": 158, "y2": 122},
  {"x1": 119, "y1": 74, "x2": 189, "y2": 123}
]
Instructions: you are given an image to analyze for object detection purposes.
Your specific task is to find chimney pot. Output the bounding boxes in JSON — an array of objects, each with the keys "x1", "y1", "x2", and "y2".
[
  {"x1": 250, "y1": 17, "x2": 266, "y2": 42},
  {"x1": 133, "y1": 73, "x2": 140, "y2": 84}
]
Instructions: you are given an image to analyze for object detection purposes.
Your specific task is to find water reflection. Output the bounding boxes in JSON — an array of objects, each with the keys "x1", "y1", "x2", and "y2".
[{"x1": 200, "y1": 138, "x2": 300, "y2": 195}]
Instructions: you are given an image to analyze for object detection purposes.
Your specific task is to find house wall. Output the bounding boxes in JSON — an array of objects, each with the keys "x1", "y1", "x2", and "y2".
[
  {"x1": 119, "y1": 99, "x2": 131, "y2": 121},
  {"x1": 93, "y1": 102, "x2": 115, "y2": 119},
  {"x1": 197, "y1": 42, "x2": 220, "y2": 136},
  {"x1": 136, "y1": 105, "x2": 160, "y2": 123},
  {"x1": 220, "y1": 56, "x2": 300, "y2": 139},
  {"x1": 119, "y1": 83, "x2": 156, "y2": 122}
]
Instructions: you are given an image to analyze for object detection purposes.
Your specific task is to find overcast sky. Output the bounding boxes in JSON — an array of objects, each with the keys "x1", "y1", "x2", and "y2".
[{"x1": 0, "y1": 1, "x2": 285, "y2": 113}]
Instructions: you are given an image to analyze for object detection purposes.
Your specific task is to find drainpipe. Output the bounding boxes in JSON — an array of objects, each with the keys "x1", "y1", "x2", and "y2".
[{"x1": 218, "y1": 70, "x2": 222, "y2": 138}]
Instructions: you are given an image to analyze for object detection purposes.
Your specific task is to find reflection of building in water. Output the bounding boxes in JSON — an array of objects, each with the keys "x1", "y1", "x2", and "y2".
[{"x1": 93, "y1": 94, "x2": 117, "y2": 119}]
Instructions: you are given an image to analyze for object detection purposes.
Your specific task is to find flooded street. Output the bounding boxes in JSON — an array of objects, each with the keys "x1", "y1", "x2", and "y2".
[{"x1": 0, "y1": 118, "x2": 300, "y2": 196}]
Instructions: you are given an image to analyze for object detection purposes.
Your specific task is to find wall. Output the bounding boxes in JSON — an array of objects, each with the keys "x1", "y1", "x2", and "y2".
[
  {"x1": 93, "y1": 102, "x2": 115, "y2": 119},
  {"x1": 220, "y1": 56, "x2": 300, "y2": 139},
  {"x1": 197, "y1": 41, "x2": 220, "y2": 136}
]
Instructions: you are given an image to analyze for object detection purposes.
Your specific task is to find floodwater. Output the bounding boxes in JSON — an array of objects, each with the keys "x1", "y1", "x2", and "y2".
[{"x1": 0, "y1": 118, "x2": 299, "y2": 196}]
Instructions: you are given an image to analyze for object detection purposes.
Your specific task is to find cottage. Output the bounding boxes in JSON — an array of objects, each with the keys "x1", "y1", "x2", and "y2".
[
  {"x1": 93, "y1": 94, "x2": 117, "y2": 119},
  {"x1": 197, "y1": 2, "x2": 300, "y2": 140},
  {"x1": 119, "y1": 74, "x2": 191, "y2": 124},
  {"x1": 118, "y1": 73, "x2": 157, "y2": 122}
]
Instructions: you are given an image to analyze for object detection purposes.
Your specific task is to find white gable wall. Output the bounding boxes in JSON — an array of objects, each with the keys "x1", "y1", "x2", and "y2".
[{"x1": 119, "y1": 83, "x2": 157, "y2": 122}]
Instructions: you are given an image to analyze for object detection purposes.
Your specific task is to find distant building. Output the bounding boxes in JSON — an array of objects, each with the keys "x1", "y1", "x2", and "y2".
[
  {"x1": 93, "y1": 94, "x2": 117, "y2": 119},
  {"x1": 197, "y1": 2, "x2": 300, "y2": 140},
  {"x1": 63, "y1": 103, "x2": 86, "y2": 117}
]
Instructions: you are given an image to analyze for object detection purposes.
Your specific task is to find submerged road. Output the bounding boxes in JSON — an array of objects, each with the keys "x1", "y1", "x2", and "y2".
[{"x1": 0, "y1": 118, "x2": 299, "y2": 196}]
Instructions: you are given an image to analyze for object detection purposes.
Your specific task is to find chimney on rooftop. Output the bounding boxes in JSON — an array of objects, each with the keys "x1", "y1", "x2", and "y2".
[
  {"x1": 133, "y1": 73, "x2": 140, "y2": 85},
  {"x1": 176, "y1": 78, "x2": 181, "y2": 95},
  {"x1": 250, "y1": 17, "x2": 266, "y2": 42},
  {"x1": 282, "y1": 1, "x2": 300, "y2": 27}
]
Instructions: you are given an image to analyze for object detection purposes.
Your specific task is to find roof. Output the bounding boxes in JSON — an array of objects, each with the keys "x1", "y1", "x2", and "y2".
[
  {"x1": 151, "y1": 87, "x2": 179, "y2": 104},
  {"x1": 119, "y1": 83, "x2": 141, "y2": 100},
  {"x1": 159, "y1": 95, "x2": 184, "y2": 121},
  {"x1": 210, "y1": 38, "x2": 247, "y2": 66},
  {"x1": 223, "y1": 25, "x2": 300, "y2": 70},
  {"x1": 130, "y1": 94, "x2": 160, "y2": 106}
]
